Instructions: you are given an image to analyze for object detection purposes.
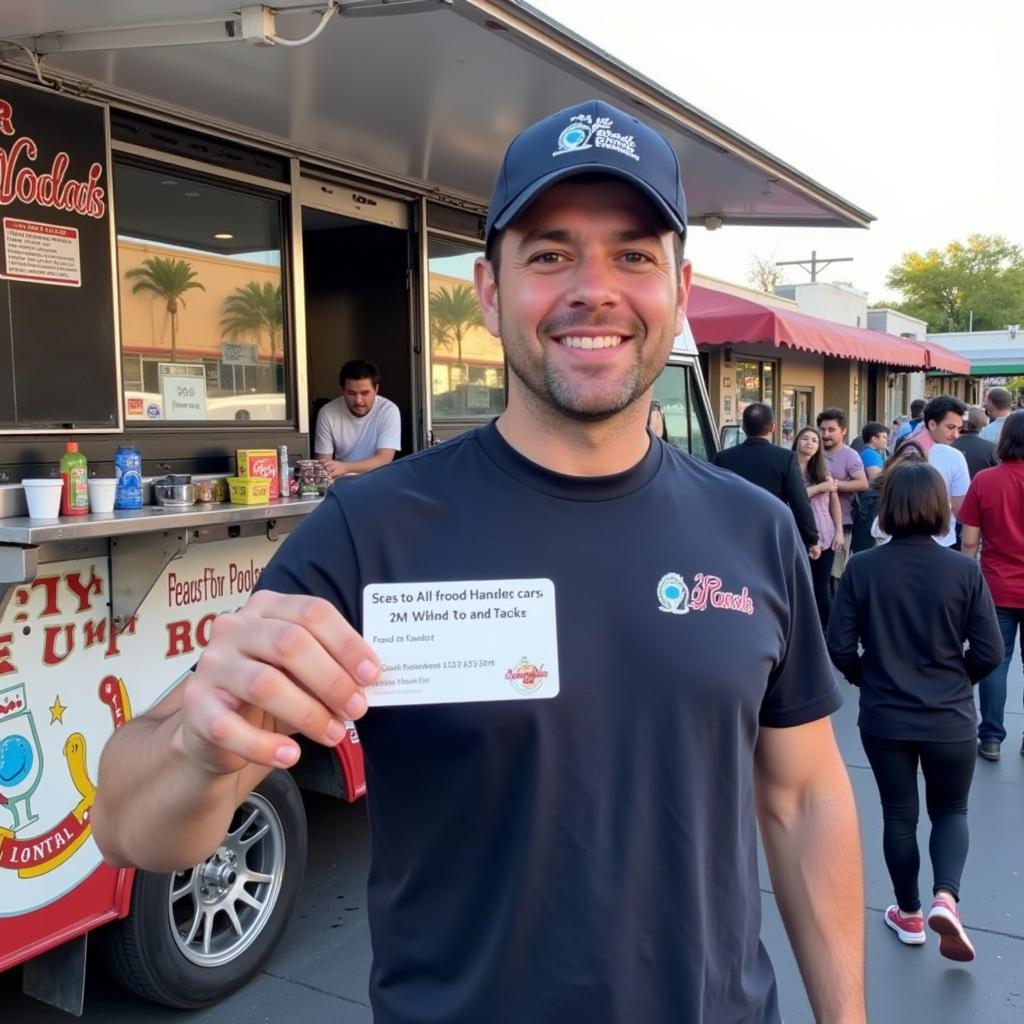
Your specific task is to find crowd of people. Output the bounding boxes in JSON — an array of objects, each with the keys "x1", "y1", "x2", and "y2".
[{"x1": 716, "y1": 390, "x2": 1024, "y2": 963}]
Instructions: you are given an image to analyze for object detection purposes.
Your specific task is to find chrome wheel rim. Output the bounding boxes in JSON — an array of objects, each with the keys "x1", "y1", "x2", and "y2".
[{"x1": 167, "y1": 791, "x2": 286, "y2": 967}]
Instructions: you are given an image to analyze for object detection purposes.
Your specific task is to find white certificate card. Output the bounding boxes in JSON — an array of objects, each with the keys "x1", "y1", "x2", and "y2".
[{"x1": 362, "y1": 578, "x2": 559, "y2": 706}]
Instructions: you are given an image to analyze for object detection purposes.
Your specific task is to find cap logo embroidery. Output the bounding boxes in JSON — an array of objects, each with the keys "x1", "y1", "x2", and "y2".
[{"x1": 553, "y1": 114, "x2": 640, "y2": 162}]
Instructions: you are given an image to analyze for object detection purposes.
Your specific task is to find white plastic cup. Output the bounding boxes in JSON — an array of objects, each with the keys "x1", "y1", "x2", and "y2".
[
  {"x1": 22, "y1": 479, "x2": 63, "y2": 520},
  {"x1": 87, "y1": 478, "x2": 117, "y2": 515}
]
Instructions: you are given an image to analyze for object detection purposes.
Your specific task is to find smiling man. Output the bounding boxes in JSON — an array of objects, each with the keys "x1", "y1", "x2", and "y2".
[{"x1": 94, "y1": 101, "x2": 865, "y2": 1024}]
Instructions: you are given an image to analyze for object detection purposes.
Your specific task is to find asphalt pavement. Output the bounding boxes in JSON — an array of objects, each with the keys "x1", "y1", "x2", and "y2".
[{"x1": 4, "y1": 655, "x2": 1022, "y2": 1023}]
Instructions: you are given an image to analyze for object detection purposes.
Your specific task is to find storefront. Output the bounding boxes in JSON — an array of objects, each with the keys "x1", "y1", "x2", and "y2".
[{"x1": 686, "y1": 283, "x2": 969, "y2": 443}]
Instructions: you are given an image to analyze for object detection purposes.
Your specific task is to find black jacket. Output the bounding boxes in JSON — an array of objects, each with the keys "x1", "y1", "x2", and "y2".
[
  {"x1": 827, "y1": 536, "x2": 1004, "y2": 741},
  {"x1": 713, "y1": 436, "x2": 818, "y2": 547},
  {"x1": 953, "y1": 432, "x2": 998, "y2": 479}
]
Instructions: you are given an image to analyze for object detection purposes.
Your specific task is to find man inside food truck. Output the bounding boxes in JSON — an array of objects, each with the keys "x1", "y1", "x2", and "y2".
[
  {"x1": 313, "y1": 359, "x2": 401, "y2": 478},
  {"x1": 95, "y1": 101, "x2": 865, "y2": 1024}
]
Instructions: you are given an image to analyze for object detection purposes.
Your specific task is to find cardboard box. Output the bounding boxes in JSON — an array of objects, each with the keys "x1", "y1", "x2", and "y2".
[
  {"x1": 227, "y1": 476, "x2": 271, "y2": 505},
  {"x1": 236, "y1": 449, "x2": 279, "y2": 499}
]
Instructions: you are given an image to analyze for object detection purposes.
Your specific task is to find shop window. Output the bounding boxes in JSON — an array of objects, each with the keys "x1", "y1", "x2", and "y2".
[
  {"x1": 115, "y1": 162, "x2": 288, "y2": 423},
  {"x1": 734, "y1": 357, "x2": 778, "y2": 423},
  {"x1": 781, "y1": 386, "x2": 814, "y2": 446},
  {"x1": 427, "y1": 237, "x2": 504, "y2": 425}
]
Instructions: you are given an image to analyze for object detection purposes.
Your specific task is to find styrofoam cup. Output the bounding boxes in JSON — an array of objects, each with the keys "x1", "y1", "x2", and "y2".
[
  {"x1": 22, "y1": 479, "x2": 63, "y2": 519},
  {"x1": 87, "y1": 478, "x2": 117, "y2": 515}
]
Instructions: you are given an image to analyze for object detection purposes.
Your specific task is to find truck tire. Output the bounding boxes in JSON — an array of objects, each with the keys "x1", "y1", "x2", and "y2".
[{"x1": 98, "y1": 770, "x2": 307, "y2": 1009}]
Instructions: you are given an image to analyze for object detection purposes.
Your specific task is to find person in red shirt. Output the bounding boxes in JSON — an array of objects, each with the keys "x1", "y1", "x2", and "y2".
[{"x1": 959, "y1": 411, "x2": 1024, "y2": 761}]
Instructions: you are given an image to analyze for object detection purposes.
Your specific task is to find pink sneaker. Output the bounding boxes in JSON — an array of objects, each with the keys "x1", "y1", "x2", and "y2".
[
  {"x1": 927, "y1": 895, "x2": 975, "y2": 962},
  {"x1": 884, "y1": 905, "x2": 926, "y2": 945}
]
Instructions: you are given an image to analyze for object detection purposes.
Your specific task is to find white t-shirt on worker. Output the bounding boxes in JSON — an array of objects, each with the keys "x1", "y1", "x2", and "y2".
[
  {"x1": 927, "y1": 442, "x2": 970, "y2": 547},
  {"x1": 314, "y1": 395, "x2": 401, "y2": 461}
]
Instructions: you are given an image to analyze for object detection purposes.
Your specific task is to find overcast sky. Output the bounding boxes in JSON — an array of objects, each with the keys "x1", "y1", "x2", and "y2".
[{"x1": 534, "y1": 0, "x2": 1023, "y2": 303}]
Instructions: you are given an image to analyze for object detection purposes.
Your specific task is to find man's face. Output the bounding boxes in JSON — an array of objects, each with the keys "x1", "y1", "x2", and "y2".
[
  {"x1": 474, "y1": 181, "x2": 688, "y2": 422},
  {"x1": 869, "y1": 431, "x2": 888, "y2": 451},
  {"x1": 818, "y1": 419, "x2": 845, "y2": 451},
  {"x1": 342, "y1": 378, "x2": 378, "y2": 418},
  {"x1": 927, "y1": 411, "x2": 963, "y2": 445}
]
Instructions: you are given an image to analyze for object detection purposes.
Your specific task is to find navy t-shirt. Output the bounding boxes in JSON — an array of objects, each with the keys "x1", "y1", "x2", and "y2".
[{"x1": 256, "y1": 422, "x2": 842, "y2": 1024}]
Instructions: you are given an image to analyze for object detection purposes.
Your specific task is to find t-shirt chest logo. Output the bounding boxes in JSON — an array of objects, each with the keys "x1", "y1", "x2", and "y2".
[{"x1": 656, "y1": 572, "x2": 754, "y2": 616}]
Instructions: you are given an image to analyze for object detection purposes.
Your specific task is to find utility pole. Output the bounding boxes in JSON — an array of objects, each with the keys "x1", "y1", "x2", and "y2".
[{"x1": 776, "y1": 250, "x2": 853, "y2": 283}]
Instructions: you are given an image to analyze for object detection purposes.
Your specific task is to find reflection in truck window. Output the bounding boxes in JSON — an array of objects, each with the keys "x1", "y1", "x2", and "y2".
[
  {"x1": 114, "y1": 162, "x2": 288, "y2": 423},
  {"x1": 428, "y1": 237, "x2": 504, "y2": 430},
  {"x1": 652, "y1": 363, "x2": 712, "y2": 461}
]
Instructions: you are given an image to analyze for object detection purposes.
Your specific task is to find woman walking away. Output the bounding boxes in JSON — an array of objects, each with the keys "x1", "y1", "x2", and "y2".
[
  {"x1": 959, "y1": 410, "x2": 1024, "y2": 762},
  {"x1": 793, "y1": 426, "x2": 843, "y2": 628},
  {"x1": 827, "y1": 461, "x2": 1003, "y2": 961},
  {"x1": 862, "y1": 441, "x2": 927, "y2": 547}
]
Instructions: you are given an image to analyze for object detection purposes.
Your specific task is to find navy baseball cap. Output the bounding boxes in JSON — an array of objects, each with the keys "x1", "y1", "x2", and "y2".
[{"x1": 485, "y1": 99, "x2": 687, "y2": 246}]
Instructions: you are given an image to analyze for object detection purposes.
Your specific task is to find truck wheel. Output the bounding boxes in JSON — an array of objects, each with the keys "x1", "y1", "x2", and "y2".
[{"x1": 98, "y1": 770, "x2": 307, "y2": 1009}]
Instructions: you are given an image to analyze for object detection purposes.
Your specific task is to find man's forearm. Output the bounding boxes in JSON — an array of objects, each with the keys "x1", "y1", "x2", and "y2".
[
  {"x1": 758, "y1": 768, "x2": 865, "y2": 1023},
  {"x1": 94, "y1": 711, "x2": 259, "y2": 872},
  {"x1": 336, "y1": 451, "x2": 396, "y2": 475},
  {"x1": 836, "y1": 478, "x2": 868, "y2": 493}
]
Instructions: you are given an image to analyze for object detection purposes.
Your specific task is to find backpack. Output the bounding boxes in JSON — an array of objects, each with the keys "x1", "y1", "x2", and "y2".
[{"x1": 850, "y1": 485, "x2": 881, "y2": 554}]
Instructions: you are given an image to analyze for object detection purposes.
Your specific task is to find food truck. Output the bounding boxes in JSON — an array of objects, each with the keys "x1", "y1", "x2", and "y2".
[{"x1": 0, "y1": 0, "x2": 873, "y2": 1014}]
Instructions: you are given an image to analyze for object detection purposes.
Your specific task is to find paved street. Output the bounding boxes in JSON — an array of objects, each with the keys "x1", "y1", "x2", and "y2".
[{"x1": 4, "y1": 656, "x2": 1022, "y2": 1023}]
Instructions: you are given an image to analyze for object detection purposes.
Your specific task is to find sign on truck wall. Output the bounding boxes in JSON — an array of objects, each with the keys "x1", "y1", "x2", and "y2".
[
  {"x1": 0, "y1": 536, "x2": 275, "y2": 938},
  {"x1": 0, "y1": 77, "x2": 118, "y2": 429}
]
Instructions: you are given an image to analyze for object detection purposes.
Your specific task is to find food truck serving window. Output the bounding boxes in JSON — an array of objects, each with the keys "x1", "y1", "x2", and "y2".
[{"x1": 114, "y1": 162, "x2": 288, "y2": 424}]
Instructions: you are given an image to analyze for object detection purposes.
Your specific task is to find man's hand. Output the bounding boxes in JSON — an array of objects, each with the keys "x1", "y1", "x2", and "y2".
[
  {"x1": 808, "y1": 544, "x2": 822, "y2": 560},
  {"x1": 324, "y1": 459, "x2": 349, "y2": 480},
  {"x1": 832, "y1": 530, "x2": 845, "y2": 552},
  {"x1": 175, "y1": 590, "x2": 378, "y2": 777}
]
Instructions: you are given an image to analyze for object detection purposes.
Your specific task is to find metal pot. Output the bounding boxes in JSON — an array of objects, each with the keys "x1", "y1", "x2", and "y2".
[{"x1": 153, "y1": 476, "x2": 196, "y2": 508}]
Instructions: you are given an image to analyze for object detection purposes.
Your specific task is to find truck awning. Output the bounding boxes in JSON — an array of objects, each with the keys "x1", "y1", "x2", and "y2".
[
  {"x1": 0, "y1": 1, "x2": 873, "y2": 229},
  {"x1": 687, "y1": 285, "x2": 939, "y2": 370}
]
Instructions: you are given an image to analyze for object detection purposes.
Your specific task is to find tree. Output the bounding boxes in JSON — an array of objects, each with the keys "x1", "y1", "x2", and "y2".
[
  {"x1": 221, "y1": 281, "x2": 284, "y2": 374},
  {"x1": 746, "y1": 253, "x2": 786, "y2": 293},
  {"x1": 885, "y1": 234, "x2": 1024, "y2": 333},
  {"x1": 125, "y1": 257, "x2": 205, "y2": 363},
  {"x1": 429, "y1": 284, "x2": 484, "y2": 368}
]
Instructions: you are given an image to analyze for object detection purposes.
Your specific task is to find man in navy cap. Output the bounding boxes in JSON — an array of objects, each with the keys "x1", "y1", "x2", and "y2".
[{"x1": 96, "y1": 100, "x2": 865, "y2": 1024}]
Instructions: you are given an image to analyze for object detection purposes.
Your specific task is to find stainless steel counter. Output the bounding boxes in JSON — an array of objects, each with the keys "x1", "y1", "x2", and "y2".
[
  {"x1": 0, "y1": 495, "x2": 326, "y2": 627},
  {"x1": 0, "y1": 497, "x2": 324, "y2": 545}
]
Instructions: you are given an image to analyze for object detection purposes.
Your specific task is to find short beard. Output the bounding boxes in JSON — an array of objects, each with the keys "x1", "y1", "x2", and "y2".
[{"x1": 499, "y1": 310, "x2": 665, "y2": 423}]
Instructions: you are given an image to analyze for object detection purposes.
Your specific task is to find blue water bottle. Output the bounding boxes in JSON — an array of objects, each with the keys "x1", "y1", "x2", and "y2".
[{"x1": 114, "y1": 444, "x2": 143, "y2": 509}]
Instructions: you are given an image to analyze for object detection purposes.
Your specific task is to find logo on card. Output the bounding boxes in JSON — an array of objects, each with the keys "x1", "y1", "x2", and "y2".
[
  {"x1": 657, "y1": 572, "x2": 754, "y2": 616},
  {"x1": 505, "y1": 657, "x2": 550, "y2": 694}
]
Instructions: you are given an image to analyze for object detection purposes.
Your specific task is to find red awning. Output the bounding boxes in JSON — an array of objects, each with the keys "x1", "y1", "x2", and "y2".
[
  {"x1": 687, "y1": 285, "x2": 930, "y2": 369},
  {"x1": 911, "y1": 339, "x2": 971, "y2": 375}
]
